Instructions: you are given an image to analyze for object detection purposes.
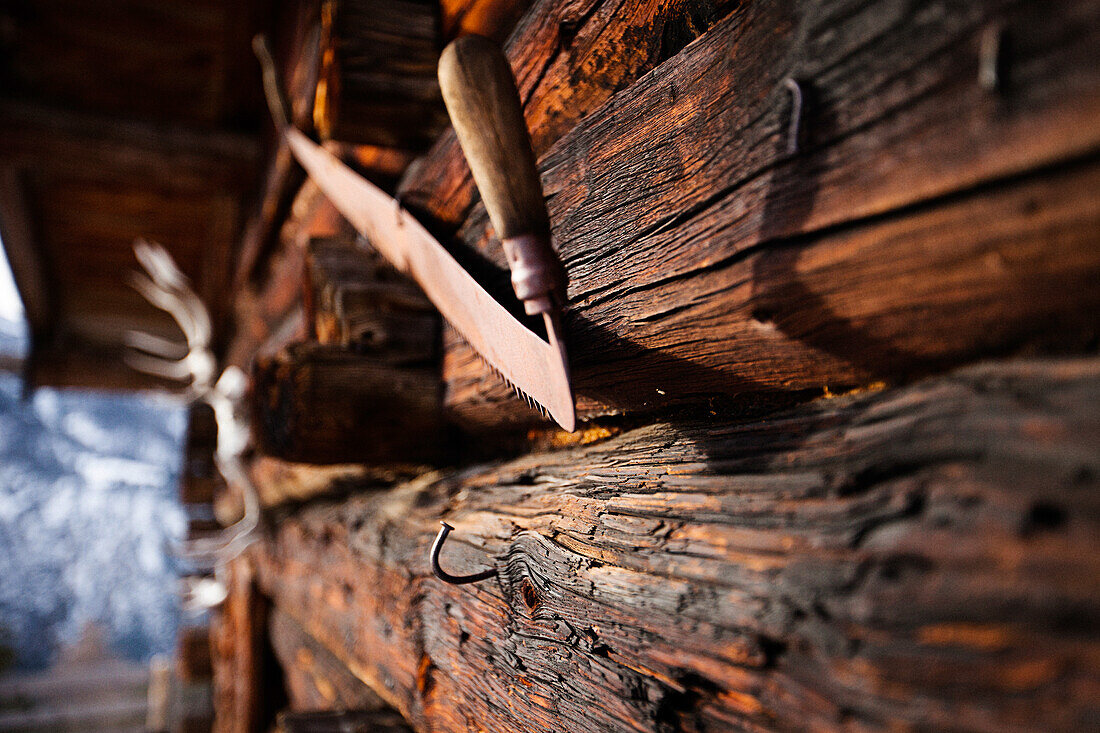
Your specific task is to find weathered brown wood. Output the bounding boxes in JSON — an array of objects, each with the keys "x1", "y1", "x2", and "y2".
[
  {"x1": 313, "y1": 0, "x2": 446, "y2": 150},
  {"x1": 449, "y1": 158, "x2": 1100, "y2": 430},
  {"x1": 0, "y1": 100, "x2": 257, "y2": 389},
  {"x1": 0, "y1": 100, "x2": 258, "y2": 193},
  {"x1": 27, "y1": 340, "x2": 198, "y2": 392},
  {"x1": 180, "y1": 403, "x2": 223, "y2": 506},
  {"x1": 212, "y1": 559, "x2": 265, "y2": 733},
  {"x1": 250, "y1": 343, "x2": 443, "y2": 465},
  {"x1": 229, "y1": 176, "x2": 353, "y2": 372},
  {"x1": 440, "y1": 0, "x2": 532, "y2": 42},
  {"x1": 251, "y1": 357, "x2": 1100, "y2": 732},
  {"x1": 176, "y1": 624, "x2": 214, "y2": 684},
  {"x1": 398, "y1": 0, "x2": 736, "y2": 229},
  {"x1": 280, "y1": 0, "x2": 325, "y2": 129},
  {"x1": 0, "y1": 0, "x2": 265, "y2": 127},
  {"x1": 248, "y1": 456, "x2": 415, "y2": 509},
  {"x1": 277, "y1": 710, "x2": 413, "y2": 733},
  {"x1": 435, "y1": 0, "x2": 1100, "y2": 430},
  {"x1": 306, "y1": 238, "x2": 437, "y2": 361},
  {"x1": 233, "y1": 0, "x2": 324, "y2": 290},
  {"x1": 229, "y1": 147, "x2": 413, "y2": 371},
  {"x1": 269, "y1": 606, "x2": 389, "y2": 713},
  {"x1": 234, "y1": 142, "x2": 305, "y2": 291}
]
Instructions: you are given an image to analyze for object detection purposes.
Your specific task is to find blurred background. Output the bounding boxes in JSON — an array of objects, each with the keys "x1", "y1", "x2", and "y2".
[
  {"x1": 0, "y1": 238, "x2": 190, "y2": 727},
  {"x1": 0, "y1": 1, "x2": 275, "y2": 728}
]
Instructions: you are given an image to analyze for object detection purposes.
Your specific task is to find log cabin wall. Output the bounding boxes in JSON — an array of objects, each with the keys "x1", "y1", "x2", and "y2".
[{"x1": 52, "y1": 0, "x2": 1087, "y2": 730}]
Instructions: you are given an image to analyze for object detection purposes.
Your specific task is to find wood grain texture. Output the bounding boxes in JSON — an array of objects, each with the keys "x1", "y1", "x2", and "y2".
[
  {"x1": 249, "y1": 457, "x2": 418, "y2": 509},
  {"x1": 180, "y1": 403, "x2": 223, "y2": 506},
  {"x1": 314, "y1": 0, "x2": 446, "y2": 149},
  {"x1": 0, "y1": 100, "x2": 257, "y2": 389},
  {"x1": 440, "y1": 0, "x2": 533, "y2": 42},
  {"x1": 250, "y1": 343, "x2": 443, "y2": 465},
  {"x1": 233, "y1": 140, "x2": 305, "y2": 291},
  {"x1": 233, "y1": 0, "x2": 325, "y2": 290},
  {"x1": 397, "y1": 0, "x2": 736, "y2": 228},
  {"x1": 212, "y1": 559, "x2": 266, "y2": 733},
  {"x1": 269, "y1": 606, "x2": 389, "y2": 713},
  {"x1": 0, "y1": 0, "x2": 265, "y2": 127},
  {"x1": 176, "y1": 624, "x2": 214, "y2": 684},
  {"x1": 436, "y1": 0, "x2": 1100, "y2": 430},
  {"x1": 250, "y1": 357, "x2": 1100, "y2": 732},
  {"x1": 278, "y1": 710, "x2": 413, "y2": 733},
  {"x1": 306, "y1": 238, "x2": 437, "y2": 361}
]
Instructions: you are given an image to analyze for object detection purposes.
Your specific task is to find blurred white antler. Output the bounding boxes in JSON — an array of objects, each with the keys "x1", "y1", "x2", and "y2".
[
  {"x1": 127, "y1": 240, "x2": 259, "y2": 607},
  {"x1": 124, "y1": 239, "x2": 216, "y2": 394}
]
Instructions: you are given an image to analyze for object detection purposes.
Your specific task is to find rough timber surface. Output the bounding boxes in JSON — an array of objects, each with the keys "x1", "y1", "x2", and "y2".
[
  {"x1": 420, "y1": 0, "x2": 1100, "y2": 429},
  {"x1": 398, "y1": 0, "x2": 737, "y2": 228},
  {"x1": 314, "y1": 0, "x2": 445, "y2": 149},
  {"x1": 211, "y1": 559, "x2": 266, "y2": 733},
  {"x1": 269, "y1": 606, "x2": 389, "y2": 713},
  {"x1": 250, "y1": 357, "x2": 1100, "y2": 733},
  {"x1": 250, "y1": 343, "x2": 443, "y2": 465}
]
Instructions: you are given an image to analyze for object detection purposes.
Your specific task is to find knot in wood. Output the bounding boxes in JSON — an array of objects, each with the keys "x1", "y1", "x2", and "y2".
[{"x1": 519, "y1": 577, "x2": 542, "y2": 612}]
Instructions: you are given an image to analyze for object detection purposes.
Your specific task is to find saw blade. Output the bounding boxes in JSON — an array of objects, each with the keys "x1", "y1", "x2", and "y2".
[{"x1": 285, "y1": 129, "x2": 575, "y2": 431}]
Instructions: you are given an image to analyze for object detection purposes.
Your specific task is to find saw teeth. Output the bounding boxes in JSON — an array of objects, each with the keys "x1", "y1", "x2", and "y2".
[{"x1": 473, "y1": 351, "x2": 550, "y2": 422}]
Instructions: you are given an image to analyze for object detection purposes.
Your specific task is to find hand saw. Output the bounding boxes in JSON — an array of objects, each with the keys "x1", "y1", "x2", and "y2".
[{"x1": 254, "y1": 36, "x2": 575, "y2": 431}]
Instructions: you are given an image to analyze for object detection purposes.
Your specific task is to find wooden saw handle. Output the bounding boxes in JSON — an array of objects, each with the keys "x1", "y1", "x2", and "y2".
[{"x1": 439, "y1": 35, "x2": 561, "y2": 315}]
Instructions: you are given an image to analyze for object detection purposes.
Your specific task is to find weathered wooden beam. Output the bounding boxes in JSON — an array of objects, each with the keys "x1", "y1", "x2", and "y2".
[
  {"x1": 269, "y1": 606, "x2": 389, "y2": 712},
  {"x1": 212, "y1": 559, "x2": 266, "y2": 733},
  {"x1": 0, "y1": 100, "x2": 255, "y2": 389},
  {"x1": 450, "y1": 158, "x2": 1100, "y2": 430},
  {"x1": 248, "y1": 456, "x2": 413, "y2": 509},
  {"x1": 233, "y1": 141, "x2": 305, "y2": 291},
  {"x1": 250, "y1": 343, "x2": 443, "y2": 465},
  {"x1": 398, "y1": 0, "x2": 736, "y2": 229},
  {"x1": 313, "y1": 0, "x2": 446, "y2": 150},
  {"x1": 0, "y1": 0, "x2": 265, "y2": 128},
  {"x1": 440, "y1": 0, "x2": 533, "y2": 43},
  {"x1": 251, "y1": 357, "x2": 1100, "y2": 732},
  {"x1": 230, "y1": 154, "x2": 405, "y2": 370},
  {"x1": 180, "y1": 403, "x2": 222, "y2": 506},
  {"x1": 233, "y1": 0, "x2": 323, "y2": 290},
  {"x1": 229, "y1": 177, "x2": 349, "y2": 372},
  {"x1": 27, "y1": 339, "x2": 191, "y2": 392},
  {"x1": 0, "y1": 100, "x2": 258, "y2": 191},
  {"x1": 434, "y1": 0, "x2": 1100, "y2": 429},
  {"x1": 306, "y1": 238, "x2": 437, "y2": 361},
  {"x1": 175, "y1": 625, "x2": 214, "y2": 685},
  {"x1": 278, "y1": 710, "x2": 413, "y2": 733}
]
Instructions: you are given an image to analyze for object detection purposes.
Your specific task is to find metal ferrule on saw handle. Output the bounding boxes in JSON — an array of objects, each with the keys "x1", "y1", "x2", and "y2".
[{"x1": 501, "y1": 233, "x2": 556, "y2": 315}]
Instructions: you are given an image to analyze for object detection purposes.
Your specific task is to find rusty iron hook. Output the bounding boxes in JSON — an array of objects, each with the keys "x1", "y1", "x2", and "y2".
[{"x1": 430, "y1": 522, "x2": 498, "y2": 585}]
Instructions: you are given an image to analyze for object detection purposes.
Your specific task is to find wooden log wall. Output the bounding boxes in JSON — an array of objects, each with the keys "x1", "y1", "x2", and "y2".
[
  {"x1": 209, "y1": 0, "x2": 1100, "y2": 730},
  {"x1": 408, "y1": 0, "x2": 1100, "y2": 431},
  {"x1": 278, "y1": 710, "x2": 413, "y2": 733},
  {"x1": 248, "y1": 358, "x2": 1100, "y2": 732},
  {"x1": 250, "y1": 341, "x2": 443, "y2": 464},
  {"x1": 313, "y1": 0, "x2": 445, "y2": 149},
  {"x1": 268, "y1": 607, "x2": 388, "y2": 712},
  {"x1": 212, "y1": 560, "x2": 267, "y2": 733}
]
